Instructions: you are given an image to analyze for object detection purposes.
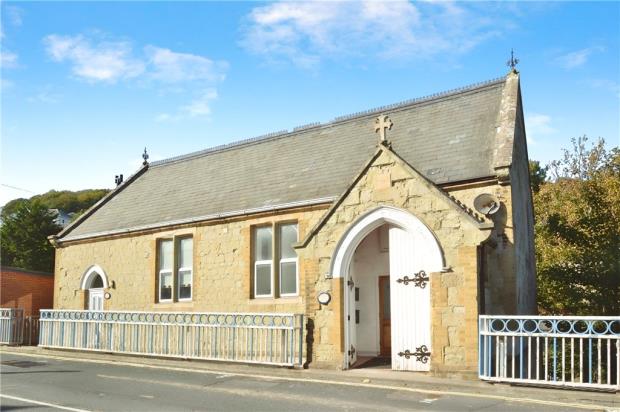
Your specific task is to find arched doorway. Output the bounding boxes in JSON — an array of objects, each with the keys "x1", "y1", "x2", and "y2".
[
  {"x1": 330, "y1": 206, "x2": 444, "y2": 371},
  {"x1": 80, "y1": 265, "x2": 109, "y2": 311}
]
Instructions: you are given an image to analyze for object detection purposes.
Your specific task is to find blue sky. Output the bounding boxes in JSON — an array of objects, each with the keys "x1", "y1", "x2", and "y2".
[{"x1": 1, "y1": 1, "x2": 619, "y2": 206}]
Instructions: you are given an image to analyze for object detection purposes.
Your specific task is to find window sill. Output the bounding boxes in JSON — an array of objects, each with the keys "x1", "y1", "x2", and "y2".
[
  {"x1": 153, "y1": 301, "x2": 194, "y2": 310},
  {"x1": 249, "y1": 296, "x2": 303, "y2": 305}
]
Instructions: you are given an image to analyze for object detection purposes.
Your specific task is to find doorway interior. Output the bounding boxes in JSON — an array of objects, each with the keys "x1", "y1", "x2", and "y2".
[{"x1": 349, "y1": 224, "x2": 391, "y2": 369}]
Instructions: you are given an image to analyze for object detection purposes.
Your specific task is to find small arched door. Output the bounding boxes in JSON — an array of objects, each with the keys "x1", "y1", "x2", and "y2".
[{"x1": 87, "y1": 274, "x2": 104, "y2": 311}]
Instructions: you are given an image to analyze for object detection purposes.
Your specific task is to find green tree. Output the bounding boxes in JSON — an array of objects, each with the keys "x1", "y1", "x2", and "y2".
[
  {"x1": 529, "y1": 160, "x2": 548, "y2": 193},
  {"x1": 534, "y1": 136, "x2": 619, "y2": 315},
  {"x1": 0, "y1": 200, "x2": 62, "y2": 272},
  {"x1": 1, "y1": 188, "x2": 109, "y2": 221}
]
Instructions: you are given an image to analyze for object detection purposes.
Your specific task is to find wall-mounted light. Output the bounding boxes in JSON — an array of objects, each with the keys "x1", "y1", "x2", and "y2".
[
  {"x1": 104, "y1": 292, "x2": 112, "y2": 300},
  {"x1": 317, "y1": 292, "x2": 331, "y2": 305}
]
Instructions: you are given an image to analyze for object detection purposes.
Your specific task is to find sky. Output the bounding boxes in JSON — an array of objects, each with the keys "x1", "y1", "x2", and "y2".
[{"x1": 1, "y1": 1, "x2": 619, "y2": 206}]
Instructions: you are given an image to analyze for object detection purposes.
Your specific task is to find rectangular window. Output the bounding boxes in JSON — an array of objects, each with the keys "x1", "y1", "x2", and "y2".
[
  {"x1": 157, "y1": 236, "x2": 193, "y2": 303},
  {"x1": 158, "y1": 239, "x2": 173, "y2": 302},
  {"x1": 279, "y1": 223, "x2": 298, "y2": 296},
  {"x1": 252, "y1": 222, "x2": 298, "y2": 299},
  {"x1": 178, "y1": 237, "x2": 193, "y2": 301},
  {"x1": 254, "y1": 226, "x2": 273, "y2": 297}
]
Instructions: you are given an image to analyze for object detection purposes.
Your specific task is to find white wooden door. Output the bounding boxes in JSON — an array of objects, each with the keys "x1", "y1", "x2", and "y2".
[
  {"x1": 347, "y1": 273, "x2": 357, "y2": 367},
  {"x1": 88, "y1": 289, "x2": 104, "y2": 311},
  {"x1": 389, "y1": 225, "x2": 434, "y2": 371}
]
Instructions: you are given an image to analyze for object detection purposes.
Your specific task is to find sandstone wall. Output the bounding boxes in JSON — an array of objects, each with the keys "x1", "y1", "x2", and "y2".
[{"x1": 54, "y1": 207, "x2": 327, "y2": 316}]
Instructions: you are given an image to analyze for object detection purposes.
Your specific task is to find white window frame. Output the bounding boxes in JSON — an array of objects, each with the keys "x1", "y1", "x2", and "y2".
[
  {"x1": 177, "y1": 268, "x2": 193, "y2": 301},
  {"x1": 279, "y1": 224, "x2": 299, "y2": 297},
  {"x1": 279, "y1": 258, "x2": 298, "y2": 297},
  {"x1": 157, "y1": 236, "x2": 193, "y2": 303},
  {"x1": 253, "y1": 225, "x2": 274, "y2": 298},
  {"x1": 254, "y1": 260, "x2": 273, "y2": 298},
  {"x1": 177, "y1": 237, "x2": 193, "y2": 302},
  {"x1": 158, "y1": 269, "x2": 173, "y2": 302}
]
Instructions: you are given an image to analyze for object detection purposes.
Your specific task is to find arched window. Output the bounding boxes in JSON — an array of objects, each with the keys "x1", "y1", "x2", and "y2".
[
  {"x1": 80, "y1": 265, "x2": 110, "y2": 290},
  {"x1": 89, "y1": 274, "x2": 104, "y2": 289}
]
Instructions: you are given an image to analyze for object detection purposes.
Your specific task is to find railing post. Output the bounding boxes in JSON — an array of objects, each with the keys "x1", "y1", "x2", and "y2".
[{"x1": 298, "y1": 314, "x2": 304, "y2": 367}]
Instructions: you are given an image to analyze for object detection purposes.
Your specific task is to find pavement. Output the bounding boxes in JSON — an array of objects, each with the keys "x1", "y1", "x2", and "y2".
[{"x1": 0, "y1": 346, "x2": 618, "y2": 411}]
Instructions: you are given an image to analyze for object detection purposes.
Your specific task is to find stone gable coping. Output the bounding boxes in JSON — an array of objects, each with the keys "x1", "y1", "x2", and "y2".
[{"x1": 492, "y1": 70, "x2": 521, "y2": 173}]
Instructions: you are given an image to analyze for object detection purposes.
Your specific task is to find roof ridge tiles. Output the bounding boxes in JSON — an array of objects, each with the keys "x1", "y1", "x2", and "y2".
[
  {"x1": 150, "y1": 75, "x2": 506, "y2": 168},
  {"x1": 151, "y1": 130, "x2": 289, "y2": 166},
  {"x1": 332, "y1": 76, "x2": 504, "y2": 122}
]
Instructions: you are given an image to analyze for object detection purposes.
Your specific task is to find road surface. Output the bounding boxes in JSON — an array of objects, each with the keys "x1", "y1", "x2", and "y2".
[{"x1": 0, "y1": 352, "x2": 613, "y2": 411}]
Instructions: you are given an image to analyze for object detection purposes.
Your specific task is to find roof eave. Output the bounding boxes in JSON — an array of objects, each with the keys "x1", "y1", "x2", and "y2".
[{"x1": 56, "y1": 196, "x2": 335, "y2": 245}]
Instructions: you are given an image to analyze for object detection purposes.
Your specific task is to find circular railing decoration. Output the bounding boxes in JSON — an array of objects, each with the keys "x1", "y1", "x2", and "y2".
[
  {"x1": 484, "y1": 317, "x2": 619, "y2": 336},
  {"x1": 37, "y1": 310, "x2": 300, "y2": 329}
]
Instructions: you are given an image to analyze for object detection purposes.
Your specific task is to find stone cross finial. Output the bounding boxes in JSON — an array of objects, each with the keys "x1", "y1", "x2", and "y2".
[
  {"x1": 374, "y1": 115, "x2": 393, "y2": 145},
  {"x1": 142, "y1": 147, "x2": 149, "y2": 166},
  {"x1": 506, "y1": 48, "x2": 519, "y2": 72}
]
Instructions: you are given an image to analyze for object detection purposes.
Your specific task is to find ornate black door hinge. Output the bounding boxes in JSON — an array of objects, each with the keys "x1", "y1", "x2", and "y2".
[
  {"x1": 398, "y1": 345, "x2": 431, "y2": 363},
  {"x1": 348, "y1": 345, "x2": 356, "y2": 358},
  {"x1": 396, "y1": 270, "x2": 429, "y2": 288},
  {"x1": 347, "y1": 278, "x2": 355, "y2": 289}
]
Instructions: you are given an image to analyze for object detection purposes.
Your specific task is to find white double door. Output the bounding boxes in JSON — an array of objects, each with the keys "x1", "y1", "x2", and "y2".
[
  {"x1": 347, "y1": 225, "x2": 438, "y2": 371},
  {"x1": 88, "y1": 288, "x2": 104, "y2": 311}
]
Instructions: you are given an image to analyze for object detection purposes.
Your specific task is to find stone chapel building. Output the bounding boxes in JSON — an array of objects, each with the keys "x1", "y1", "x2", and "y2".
[{"x1": 49, "y1": 71, "x2": 536, "y2": 374}]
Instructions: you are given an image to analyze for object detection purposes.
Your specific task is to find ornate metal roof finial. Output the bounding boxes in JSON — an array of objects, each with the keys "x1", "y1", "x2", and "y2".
[
  {"x1": 374, "y1": 115, "x2": 393, "y2": 146},
  {"x1": 506, "y1": 48, "x2": 519, "y2": 72},
  {"x1": 142, "y1": 147, "x2": 149, "y2": 166}
]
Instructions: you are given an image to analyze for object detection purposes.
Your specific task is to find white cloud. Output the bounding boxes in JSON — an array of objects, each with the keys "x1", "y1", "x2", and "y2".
[
  {"x1": 27, "y1": 86, "x2": 61, "y2": 104},
  {"x1": 0, "y1": 50, "x2": 18, "y2": 68},
  {"x1": 43, "y1": 34, "x2": 145, "y2": 82},
  {"x1": 585, "y1": 78, "x2": 620, "y2": 98},
  {"x1": 1, "y1": 78, "x2": 14, "y2": 91},
  {"x1": 6, "y1": 6, "x2": 24, "y2": 27},
  {"x1": 556, "y1": 46, "x2": 605, "y2": 69},
  {"x1": 526, "y1": 113, "x2": 556, "y2": 144},
  {"x1": 42, "y1": 32, "x2": 229, "y2": 122},
  {"x1": 181, "y1": 89, "x2": 218, "y2": 117},
  {"x1": 240, "y1": 1, "x2": 504, "y2": 68},
  {"x1": 145, "y1": 46, "x2": 227, "y2": 83},
  {"x1": 43, "y1": 33, "x2": 229, "y2": 85},
  {"x1": 156, "y1": 89, "x2": 218, "y2": 122}
]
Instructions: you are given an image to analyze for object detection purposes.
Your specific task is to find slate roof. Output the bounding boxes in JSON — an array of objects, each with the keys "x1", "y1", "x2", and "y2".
[{"x1": 61, "y1": 76, "x2": 510, "y2": 241}]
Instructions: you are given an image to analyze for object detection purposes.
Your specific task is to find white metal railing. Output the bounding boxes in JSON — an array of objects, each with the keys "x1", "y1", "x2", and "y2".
[
  {"x1": 0, "y1": 308, "x2": 24, "y2": 345},
  {"x1": 479, "y1": 315, "x2": 620, "y2": 391},
  {"x1": 39, "y1": 310, "x2": 304, "y2": 367}
]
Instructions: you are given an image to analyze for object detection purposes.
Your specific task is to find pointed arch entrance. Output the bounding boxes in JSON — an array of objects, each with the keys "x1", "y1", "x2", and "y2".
[
  {"x1": 330, "y1": 206, "x2": 444, "y2": 371},
  {"x1": 80, "y1": 265, "x2": 109, "y2": 311}
]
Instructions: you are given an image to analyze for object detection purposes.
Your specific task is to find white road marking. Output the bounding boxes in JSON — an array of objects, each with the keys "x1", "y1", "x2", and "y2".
[
  {"x1": 0, "y1": 394, "x2": 92, "y2": 412},
  {"x1": 420, "y1": 398, "x2": 437, "y2": 404},
  {"x1": 139, "y1": 394, "x2": 154, "y2": 399},
  {"x1": 1, "y1": 350, "x2": 611, "y2": 411}
]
